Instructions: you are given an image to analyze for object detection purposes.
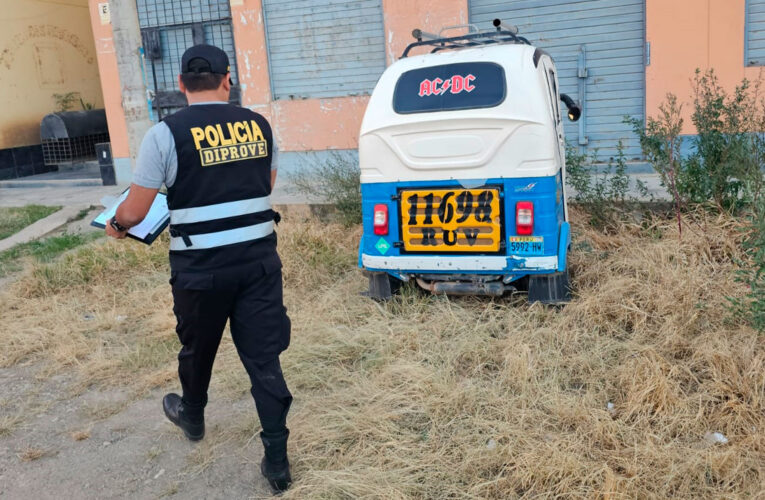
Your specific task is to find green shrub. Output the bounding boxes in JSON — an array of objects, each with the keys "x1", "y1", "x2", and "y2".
[
  {"x1": 288, "y1": 152, "x2": 362, "y2": 226},
  {"x1": 730, "y1": 198, "x2": 765, "y2": 331},
  {"x1": 682, "y1": 70, "x2": 764, "y2": 209},
  {"x1": 565, "y1": 141, "x2": 648, "y2": 228},
  {"x1": 632, "y1": 70, "x2": 764, "y2": 214},
  {"x1": 630, "y1": 69, "x2": 765, "y2": 326},
  {"x1": 626, "y1": 94, "x2": 686, "y2": 234}
]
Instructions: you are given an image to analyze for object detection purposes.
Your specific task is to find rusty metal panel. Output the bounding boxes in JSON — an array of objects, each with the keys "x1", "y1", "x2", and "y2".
[{"x1": 263, "y1": 0, "x2": 387, "y2": 99}]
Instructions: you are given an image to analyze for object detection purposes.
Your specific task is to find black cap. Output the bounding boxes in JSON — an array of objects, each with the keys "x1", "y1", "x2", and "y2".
[{"x1": 181, "y1": 44, "x2": 230, "y2": 75}]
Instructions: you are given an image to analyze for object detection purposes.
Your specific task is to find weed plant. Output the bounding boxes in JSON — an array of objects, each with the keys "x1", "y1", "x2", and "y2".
[{"x1": 288, "y1": 152, "x2": 362, "y2": 226}]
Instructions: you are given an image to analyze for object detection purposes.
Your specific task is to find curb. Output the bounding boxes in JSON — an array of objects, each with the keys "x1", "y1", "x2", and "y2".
[
  {"x1": 0, "y1": 205, "x2": 86, "y2": 252},
  {"x1": 0, "y1": 179, "x2": 103, "y2": 189}
]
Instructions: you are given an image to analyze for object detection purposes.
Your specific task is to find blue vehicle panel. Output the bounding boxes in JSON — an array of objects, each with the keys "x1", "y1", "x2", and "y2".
[{"x1": 359, "y1": 175, "x2": 566, "y2": 278}]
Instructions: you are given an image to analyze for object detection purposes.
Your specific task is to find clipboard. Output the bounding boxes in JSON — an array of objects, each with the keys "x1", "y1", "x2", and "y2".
[{"x1": 91, "y1": 188, "x2": 170, "y2": 245}]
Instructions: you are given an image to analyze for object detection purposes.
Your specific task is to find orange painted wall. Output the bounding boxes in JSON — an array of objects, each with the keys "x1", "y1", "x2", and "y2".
[
  {"x1": 230, "y1": 0, "x2": 468, "y2": 152},
  {"x1": 647, "y1": 0, "x2": 762, "y2": 134},
  {"x1": 0, "y1": 0, "x2": 103, "y2": 150},
  {"x1": 88, "y1": 0, "x2": 129, "y2": 158},
  {"x1": 91, "y1": 1, "x2": 765, "y2": 158},
  {"x1": 89, "y1": 0, "x2": 470, "y2": 155},
  {"x1": 381, "y1": 0, "x2": 468, "y2": 65}
]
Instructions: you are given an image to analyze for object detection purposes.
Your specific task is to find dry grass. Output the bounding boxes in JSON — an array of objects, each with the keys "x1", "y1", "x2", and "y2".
[
  {"x1": 70, "y1": 430, "x2": 90, "y2": 441},
  {"x1": 18, "y1": 447, "x2": 52, "y2": 462},
  {"x1": 0, "y1": 413, "x2": 24, "y2": 437},
  {"x1": 0, "y1": 207, "x2": 762, "y2": 497}
]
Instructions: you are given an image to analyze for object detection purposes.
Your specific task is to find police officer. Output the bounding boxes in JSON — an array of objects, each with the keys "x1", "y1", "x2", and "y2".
[{"x1": 105, "y1": 44, "x2": 292, "y2": 494}]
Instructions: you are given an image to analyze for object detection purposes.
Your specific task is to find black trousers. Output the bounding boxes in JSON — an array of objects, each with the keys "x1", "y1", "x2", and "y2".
[{"x1": 170, "y1": 260, "x2": 292, "y2": 434}]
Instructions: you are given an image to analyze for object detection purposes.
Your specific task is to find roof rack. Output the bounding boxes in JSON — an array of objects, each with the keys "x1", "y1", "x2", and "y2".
[{"x1": 401, "y1": 19, "x2": 531, "y2": 58}]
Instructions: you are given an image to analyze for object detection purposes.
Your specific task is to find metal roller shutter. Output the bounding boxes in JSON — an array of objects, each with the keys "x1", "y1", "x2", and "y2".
[
  {"x1": 263, "y1": 0, "x2": 387, "y2": 100},
  {"x1": 746, "y1": 0, "x2": 765, "y2": 65},
  {"x1": 469, "y1": 0, "x2": 646, "y2": 161}
]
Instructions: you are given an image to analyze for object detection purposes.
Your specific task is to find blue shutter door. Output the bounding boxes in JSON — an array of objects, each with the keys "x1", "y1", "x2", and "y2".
[
  {"x1": 469, "y1": 0, "x2": 646, "y2": 161},
  {"x1": 263, "y1": 0, "x2": 387, "y2": 99},
  {"x1": 747, "y1": 0, "x2": 765, "y2": 65}
]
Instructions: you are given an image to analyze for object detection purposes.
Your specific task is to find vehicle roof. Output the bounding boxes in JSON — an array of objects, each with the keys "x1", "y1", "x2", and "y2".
[
  {"x1": 358, "y1": 42, "x2": 564, "y2": 184},
  {"x1": 360, "y1": 42, "x2": 551, "y2": 136}
]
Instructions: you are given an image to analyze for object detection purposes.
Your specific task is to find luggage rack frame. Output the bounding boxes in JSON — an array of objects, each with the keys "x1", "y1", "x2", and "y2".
[{"x1": 402, "y1": 29, "x2": 531, "y2": 58}]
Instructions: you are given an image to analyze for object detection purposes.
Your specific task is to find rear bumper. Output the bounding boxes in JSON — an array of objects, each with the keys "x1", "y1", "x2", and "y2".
[
  {"x1": 361, "y1": 254, "x2": 558, "y2": 272},
  {"x1": 360, "y1": 221, "x2": 570, "y2": 275}
]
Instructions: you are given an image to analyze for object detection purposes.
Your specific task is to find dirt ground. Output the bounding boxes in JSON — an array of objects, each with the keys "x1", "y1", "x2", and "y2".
[
  {"x1": 0, "y1": 214, "x2": 273, "y2": 499},
  {"x1": 0, "y1": 364, "x2": 273, "y2": 499}
]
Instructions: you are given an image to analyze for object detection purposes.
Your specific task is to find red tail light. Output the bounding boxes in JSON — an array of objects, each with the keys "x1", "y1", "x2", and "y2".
[
  {"x1": 373, "y1": 204, "x2": 389, "y2": 235},
  {"x1": 516, "y1": 201, "x2": 534, "y2": 235}
]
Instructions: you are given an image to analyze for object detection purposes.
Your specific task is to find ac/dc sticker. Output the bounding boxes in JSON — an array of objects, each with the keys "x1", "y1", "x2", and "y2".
[{"x1": 418, "y1": 74, "x2": 476, "y2": 97}]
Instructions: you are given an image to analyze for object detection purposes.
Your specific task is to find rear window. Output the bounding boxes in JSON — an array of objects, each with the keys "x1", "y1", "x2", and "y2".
[{"x1": 393, "y1": 62, "x2": 506, "y2": 114}]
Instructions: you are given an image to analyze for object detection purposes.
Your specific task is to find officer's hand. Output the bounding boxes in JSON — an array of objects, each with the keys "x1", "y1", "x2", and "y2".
[{"x1": 105, "y1": 223, "x2": 128, "y2": 239}]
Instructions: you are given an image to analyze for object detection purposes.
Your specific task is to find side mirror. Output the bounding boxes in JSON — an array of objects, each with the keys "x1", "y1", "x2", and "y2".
[
  {"x1": 560, "y1": 93, "x2": 582, "y2": 122},
  {"x1": 567, "y1": 105, "x2": 581, "y2": 122}
]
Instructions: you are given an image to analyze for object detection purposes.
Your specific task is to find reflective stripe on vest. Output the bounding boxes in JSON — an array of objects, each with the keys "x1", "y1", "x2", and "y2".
[
  {"x1": 169, "y1": 220, "x2": 274, "y2": 251},
  {"x1": 169, "y1": 196, "x2": 271, "y2": 225}
]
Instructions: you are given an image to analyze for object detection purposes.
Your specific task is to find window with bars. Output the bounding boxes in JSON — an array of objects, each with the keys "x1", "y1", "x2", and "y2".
[{"x1": 136, "y1": 0, "x2": 239, "y2": 115}]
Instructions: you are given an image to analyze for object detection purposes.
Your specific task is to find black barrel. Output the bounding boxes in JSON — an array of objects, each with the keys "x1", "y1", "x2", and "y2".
[{"x1": 40, "y1": 109, "x2": 110, "y2": 166}]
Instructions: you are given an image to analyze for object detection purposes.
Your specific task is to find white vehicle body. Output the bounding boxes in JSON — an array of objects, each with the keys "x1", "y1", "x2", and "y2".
[
  {"x1": 358, "y1": 31, "x2": 575, "y2": 302},
  {"x1": 360, "y1": 43, "x2": 567, "y2": 190}
]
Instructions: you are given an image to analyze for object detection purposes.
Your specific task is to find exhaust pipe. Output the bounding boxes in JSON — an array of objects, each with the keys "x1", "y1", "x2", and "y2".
[
  {"x1": 493, "y1": 18, "x2": 519, "y2": 35},
  {"x1": 412, "y1": 29, "x2": 439, "y2": 41},
  {"x1": 416, "y1": 278, "x2": 510, "y2": 297}
]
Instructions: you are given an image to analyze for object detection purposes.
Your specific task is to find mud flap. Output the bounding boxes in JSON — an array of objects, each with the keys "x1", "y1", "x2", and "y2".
[
  {"x1": 365, "y1": 272, "x2": 400, "y2": 301},
  {"x1": 528, "y1": 271, "x2": 571, "y2": 305}
]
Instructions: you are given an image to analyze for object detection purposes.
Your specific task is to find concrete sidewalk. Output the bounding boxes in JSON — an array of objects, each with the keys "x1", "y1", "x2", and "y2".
[
  {"x1": 0, "y1": 172, "x2": 669, "y2": 252},
  {"x1": 0, "y1": 175, "x2": 308, "y2": 208},
  {"x1": 0, "y1": 176, "x2": 313, "y2": 250},
  {"x1": 0, "y1": 173, "x2": 667, "y2": 209}
]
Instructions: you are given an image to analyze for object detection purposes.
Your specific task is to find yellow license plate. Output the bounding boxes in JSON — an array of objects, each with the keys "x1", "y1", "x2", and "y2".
[{"x1": 400, "y1": 187, "x2": 502, "y2": 252}]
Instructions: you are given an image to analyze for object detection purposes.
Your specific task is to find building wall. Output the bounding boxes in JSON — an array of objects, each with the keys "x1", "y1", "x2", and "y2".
[
  {"x1": 647, "y1": 0, "x2": 761, "y2": 134},
  {"x1": 87, "y1": 0, "x2": 151, "y2": 184},
  {"x1": 0, "y1": 0, "x2": 103, "y2": 150},
  {"x1": 230, "y1": 0, "x2": 467, "y2": 173},
  {"x1": 90, "y1": 0, "x2": 765, "y2": 178},
  {"x1": 89, "y1": 0, "x2": 130, "y2": 161},
  {"x1": 86, "y1": 0, "x2": 468, "y2": 177}
]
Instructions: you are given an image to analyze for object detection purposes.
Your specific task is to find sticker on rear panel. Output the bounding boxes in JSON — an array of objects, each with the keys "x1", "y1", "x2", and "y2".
[
  {"x1": 375, "y1": 237, "x2": 391, "y2": 255},
  {"x1": 509, "y1": 236, "x2": 544, "y2": 255}
]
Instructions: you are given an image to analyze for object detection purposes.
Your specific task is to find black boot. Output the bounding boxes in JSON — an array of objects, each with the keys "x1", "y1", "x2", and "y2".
[
  {"x1": 260, "y1": 429, "x2": 291, "y2": 494},
  {"x1": 162, "y1": 393, "x2": 205, "y2": 441}
]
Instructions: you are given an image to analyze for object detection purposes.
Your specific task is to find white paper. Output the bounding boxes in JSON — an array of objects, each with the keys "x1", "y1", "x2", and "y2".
[
  {"x1": 98, "y1": 2, "x2": 111, "y2": 24},
  {"x1": 93, "y1": 190, "x2": 169, "y2": 241}
]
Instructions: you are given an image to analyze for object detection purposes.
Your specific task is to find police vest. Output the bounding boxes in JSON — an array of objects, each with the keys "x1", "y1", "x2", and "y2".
[{"x1": 163, "y1": 103, "x2": 278, "y2": 271}]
